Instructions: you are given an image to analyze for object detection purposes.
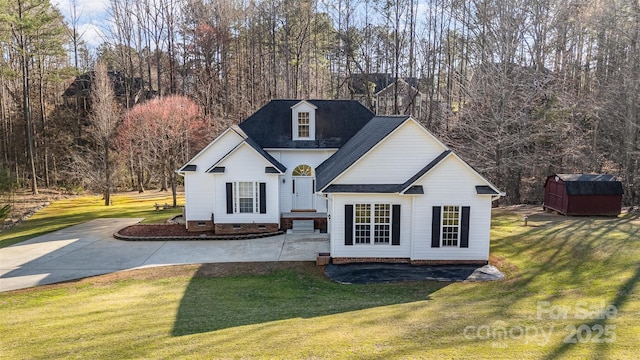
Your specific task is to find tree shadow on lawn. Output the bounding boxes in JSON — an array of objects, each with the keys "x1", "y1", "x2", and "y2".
[
  {"x1": 486, "y1": 212, "x2": 639, "y2": 357},
  {"x1": 171, "y1": 262, "x2": 449, "y2": 336}
]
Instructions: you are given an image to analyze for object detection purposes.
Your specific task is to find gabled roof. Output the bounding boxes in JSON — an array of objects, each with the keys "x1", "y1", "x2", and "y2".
[
  {"x1": 375, "y1": 78, "x2": 423, "y2": 97},
  {"x1": 315, "y1": 116, "x2": 409, "y2": 191},
  {"x1": 63, "y1": 71, "x2": 147, "y2": 98},
  {"x1": 316, "y1": 116, "x2": 504, "y2": 197},
  {"x1": 399, "y1": 150, "x2": 452, "y2": 193},
  {"x1": 291, "y1": 100, "x2": 317, "y2": 110},
  {"x1": 238, "y1": 100, "x2": 374, "y2": 149},
  {"x1": 547, "y1": 174, "x2": 623, "y2": 196},
  {"x1": 177, "y1": 127, "x2": 242, "y2": 171},
  {"x1": 555, "y1": 174, "x2": 617, "y2": 182},
  {"x1": 398, "y1": 150, "x2": 503, "y2": 197},
  {"x1": 349, "y1": 73, "x2": 421, "y2": 95},
  {"x1": 203, "y1": 126, "x2": 286, "y2": 174}
]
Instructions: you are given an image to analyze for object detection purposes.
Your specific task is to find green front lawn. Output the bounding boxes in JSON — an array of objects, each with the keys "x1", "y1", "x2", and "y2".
[
  {"x1": 0, "y1": 192, "x2": 183, "y2": 248},
  {"x1": 1, "y1": 206, "x2": 639, "y2": 359}
]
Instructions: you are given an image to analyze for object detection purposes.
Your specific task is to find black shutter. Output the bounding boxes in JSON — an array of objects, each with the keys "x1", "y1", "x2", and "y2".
[
  {"x1": 345, "y1": 205, "x2": 353, "y2": 245},
  {"x1": 259, "y1": 183, "x2": 267, "y2": 213},
  {"x1": 226, "y1": 183, "x2": 233, "y2": 214},
  {"x1": 391, "y1": 205, "x2": 401, "y2": 245},
  {"x1": 431, "y1": 206, "x2": 441, "y2": 248},
  {"x1": 460, "y1": 206, "x2": 470, "y2": 248}
]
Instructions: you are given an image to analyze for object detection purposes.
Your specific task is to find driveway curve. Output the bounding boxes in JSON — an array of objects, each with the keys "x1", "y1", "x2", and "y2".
[{"x1": 0, "y1": 218, "x2": 329, "y2": 292}]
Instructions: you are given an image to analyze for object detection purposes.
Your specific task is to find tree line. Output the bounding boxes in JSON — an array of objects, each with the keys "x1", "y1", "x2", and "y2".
[{"x1": 0, "y1": 0, "x2": 639, "y2": 205}]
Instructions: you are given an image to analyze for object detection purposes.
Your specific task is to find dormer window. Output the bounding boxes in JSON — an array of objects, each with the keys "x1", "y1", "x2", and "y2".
[
  {"x1": 297, "y1": 112, "x2": 310, "y2": 138},
  {"x1": 291, "y1": 101, "x2": 317, "y2": 141}
]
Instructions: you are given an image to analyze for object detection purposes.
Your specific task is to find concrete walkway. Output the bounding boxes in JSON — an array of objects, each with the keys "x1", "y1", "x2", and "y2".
[{"x1": 0, "y1": 218, "x2": 330, "y2": 292}]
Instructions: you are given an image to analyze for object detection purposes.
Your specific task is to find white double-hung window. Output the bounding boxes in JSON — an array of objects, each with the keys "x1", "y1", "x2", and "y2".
[
  {"x1": 354, "y1": 203, "x2": 391, "y2": 244},
  {"x1": 441, "y1": 205, "x2": 460, "y2": 246},
  {"x1": 234, "y1": 182, "x2": 260, "y2": 213}
]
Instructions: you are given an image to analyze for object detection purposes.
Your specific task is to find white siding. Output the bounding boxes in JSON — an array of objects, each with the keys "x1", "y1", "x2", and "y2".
[
  {"x1": 267, "y1": 149, "x2": 335, "y2": 212},
  {"x1": 214, "y1": 144, "x2": 280, "y2": 224},
  {"x1": 329, "y1": 194, "x2": 412, "y2": 258},
  {"x1": 335, "y1": 120, "x2": 447, "y2": 184},
  {"x1": 183, "y1": 130, "x2": 244, "y2": 222},
  {"x1": 327, "y1": 156, "x2": 495, "y2": 262},
  {"x1": 291, "y1": 101, "x2": 317, "y2": 141},
  {"x1": 183, "y1": 173, "x2": 216, "y2": 222},
  {"x1": 187, "y1": 129, "x2": 244, "y2": 170},
  {"x1": 410, "y1": 156, "x2": 493, "y2": 261}
]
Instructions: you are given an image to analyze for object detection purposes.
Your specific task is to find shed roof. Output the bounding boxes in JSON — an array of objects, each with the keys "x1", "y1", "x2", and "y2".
[
  {"x1": 238, "y1": 99, "x2": 374, "y2": 149},
  {"x1": 548, "y1": 174, "x2": 623, "y2": 196}
]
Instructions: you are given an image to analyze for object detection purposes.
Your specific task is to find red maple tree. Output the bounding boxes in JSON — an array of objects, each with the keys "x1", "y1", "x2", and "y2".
[{"x1": 118, "y1": 95, "x2": 208, "y2": 206}]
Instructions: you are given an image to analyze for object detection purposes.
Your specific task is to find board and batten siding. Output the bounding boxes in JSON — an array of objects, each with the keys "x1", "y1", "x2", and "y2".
[
  {"x1": 410, "y1": 156, "x2": 493, "y2": 261},
  {"x1": 267, "y1": 149, "x2": 335, "y2": 212},
  {"x1": 334, "y1": 120, "x2": 446, "y2": 185},
  {"x1": 212, "y1": 144, "x2": 280, "y2": 224},
  {"x1": 183, "y1": 129, "x2": 244, "y2": 222},
  {"x1": 329, "y1": 194, "x2": 412, "y2": 259}
]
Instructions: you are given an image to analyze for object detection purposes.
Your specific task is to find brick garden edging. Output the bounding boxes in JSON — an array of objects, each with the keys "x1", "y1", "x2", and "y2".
[{"x1": 113, "y1": 224, "x2": 284, "y2": 241}]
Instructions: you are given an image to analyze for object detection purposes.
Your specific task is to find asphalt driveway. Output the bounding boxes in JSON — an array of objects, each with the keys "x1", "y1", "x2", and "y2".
[{"x1": 0, "y1": 218, "x2": 330, "y2": 292}]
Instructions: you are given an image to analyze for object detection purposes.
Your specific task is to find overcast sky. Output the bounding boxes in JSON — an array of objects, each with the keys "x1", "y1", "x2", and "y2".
[{"x1": 54, "y1": 0, "x2": 109, "y2": 49}]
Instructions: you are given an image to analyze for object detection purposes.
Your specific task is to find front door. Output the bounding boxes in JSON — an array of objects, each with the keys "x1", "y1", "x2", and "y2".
[{"x1": 293, "y1": 176, "x2": 314, "y2": 210}]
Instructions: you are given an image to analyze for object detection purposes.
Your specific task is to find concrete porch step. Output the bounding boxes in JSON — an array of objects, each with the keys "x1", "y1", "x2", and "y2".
[{"x1": 291, "y1": 220, "x2": 315, "y2": 233}]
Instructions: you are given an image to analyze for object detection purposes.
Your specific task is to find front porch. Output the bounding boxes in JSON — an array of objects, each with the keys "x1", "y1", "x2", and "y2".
[{"x1": 280, "y1": 212, "x2": 328, "y2": 233}]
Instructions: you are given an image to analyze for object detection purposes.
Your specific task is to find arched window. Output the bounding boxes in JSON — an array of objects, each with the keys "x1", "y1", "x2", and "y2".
[{"x1": 292, "y1": 164, "x2": 313, "y2": 176}]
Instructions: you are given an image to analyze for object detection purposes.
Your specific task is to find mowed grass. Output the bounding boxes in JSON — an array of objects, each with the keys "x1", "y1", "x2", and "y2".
[
  {"x1": 0, "y1": 191, "x2": 183, "y2": 248},
  {"x1": 1, "y1": 206, "x2": 639, "y2": 359}
]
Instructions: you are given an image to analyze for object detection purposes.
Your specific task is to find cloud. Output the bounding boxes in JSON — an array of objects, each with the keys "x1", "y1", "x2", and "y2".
[
  {"x1": 78, "y1": 22, "x2": 107, "y2": 48},
  {"x1": 54, "y1": 0, "x2": 109, "y2": 48},
  {"x1": 54, "y1": 0, "x2": 109, "y2": 20}
]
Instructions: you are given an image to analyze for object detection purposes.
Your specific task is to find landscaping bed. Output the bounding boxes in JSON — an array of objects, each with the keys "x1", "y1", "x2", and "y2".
[{"x1": 114, "y1": 223, "x2": 284, "y2": 240}]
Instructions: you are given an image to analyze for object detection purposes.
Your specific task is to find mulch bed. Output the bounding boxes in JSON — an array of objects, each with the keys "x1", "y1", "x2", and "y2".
[
  {"x1": 114, "y1": 224, "x2": 284, "y2": 241},
  {"x1": 118, "y1": 224, "x2": 208, "y2": 237}
]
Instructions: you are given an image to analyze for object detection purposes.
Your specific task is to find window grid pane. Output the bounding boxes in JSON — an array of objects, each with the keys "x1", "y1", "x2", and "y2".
[
  {"x1": 236, "y1": 182, "x2": 256, "y2": 213},
  {"x1": 442, "y1": 205, "x2": 460, "y2": 246},
  {"x1": 355, "y1": 204, "x2": 371, "y2": 244},
  {"x1": 374, "y1": 204, "x2": 390, "y2": 244},
  {"x1": 238, "y1": 182, "x2": 253, "y2": 213},
  {"x1": 298, "y1": 112, "x2": 310, "y2": 137}
]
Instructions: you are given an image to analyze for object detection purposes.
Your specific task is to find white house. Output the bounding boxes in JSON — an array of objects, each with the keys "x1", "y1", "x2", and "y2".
[{"x1": 178, "y1": 99, "x2": 504, "y2": 264}]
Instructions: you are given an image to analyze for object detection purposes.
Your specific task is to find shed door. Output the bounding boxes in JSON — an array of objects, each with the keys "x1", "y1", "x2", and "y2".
[{"x1": 551, "y1": 181, "x2": 564, "y2": 210}]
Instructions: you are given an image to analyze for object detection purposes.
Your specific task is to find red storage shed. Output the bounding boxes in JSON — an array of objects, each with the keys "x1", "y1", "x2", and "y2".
[{"x1": 543, "y1": 174, "x2": 623, "y2": 216}]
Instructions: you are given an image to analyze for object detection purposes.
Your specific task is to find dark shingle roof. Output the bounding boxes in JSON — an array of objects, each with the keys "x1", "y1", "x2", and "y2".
[
  {"x1": 315, "y1": 116, "x2": 409, "y2": 191},
  {"x1": 178, "y1": 164, "x2": 197, "y2": 172},
  {"x1": 323, "y1": 184, "x2": 401, "y2": 193},
  {"x1": 551, "y1": 174, "x2": 623, "y2": 196},
  {"x1": 204, "y1": 128, "x2": 286, "y2": 174},
  {"x1": 238, "y1": 100, "x2": 374, "y2": 149},
  {"x1": 404, "y1": 185, "x2": 424, "y2": 195},
  {"x1": 63, "y1": 71, "x2": 145, "y2": 98},
  {"x1": 476, "y1": 185, "x2": 499, "y2": 195},
  {"x1": 349, "y1": 73, "x2": 421, "y2": 95},
  {"x1": 243, "y1": 136, "x2": 287, "y2": 173}
]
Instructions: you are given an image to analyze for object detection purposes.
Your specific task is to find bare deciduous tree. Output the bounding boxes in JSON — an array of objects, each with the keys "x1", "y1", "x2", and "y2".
[{"x1": 89, "y1": 62, "x2": 121, "y2": 206}]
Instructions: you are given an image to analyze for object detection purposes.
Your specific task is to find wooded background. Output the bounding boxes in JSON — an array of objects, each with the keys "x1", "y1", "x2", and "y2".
[{"x1": 1, "y1": 0, "x2": 639, "y2": 205}]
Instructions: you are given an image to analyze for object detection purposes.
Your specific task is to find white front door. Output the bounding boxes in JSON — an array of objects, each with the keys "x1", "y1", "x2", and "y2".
[{"x1": 293, "y1": 176, "x2": 314, "y2": 210}]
